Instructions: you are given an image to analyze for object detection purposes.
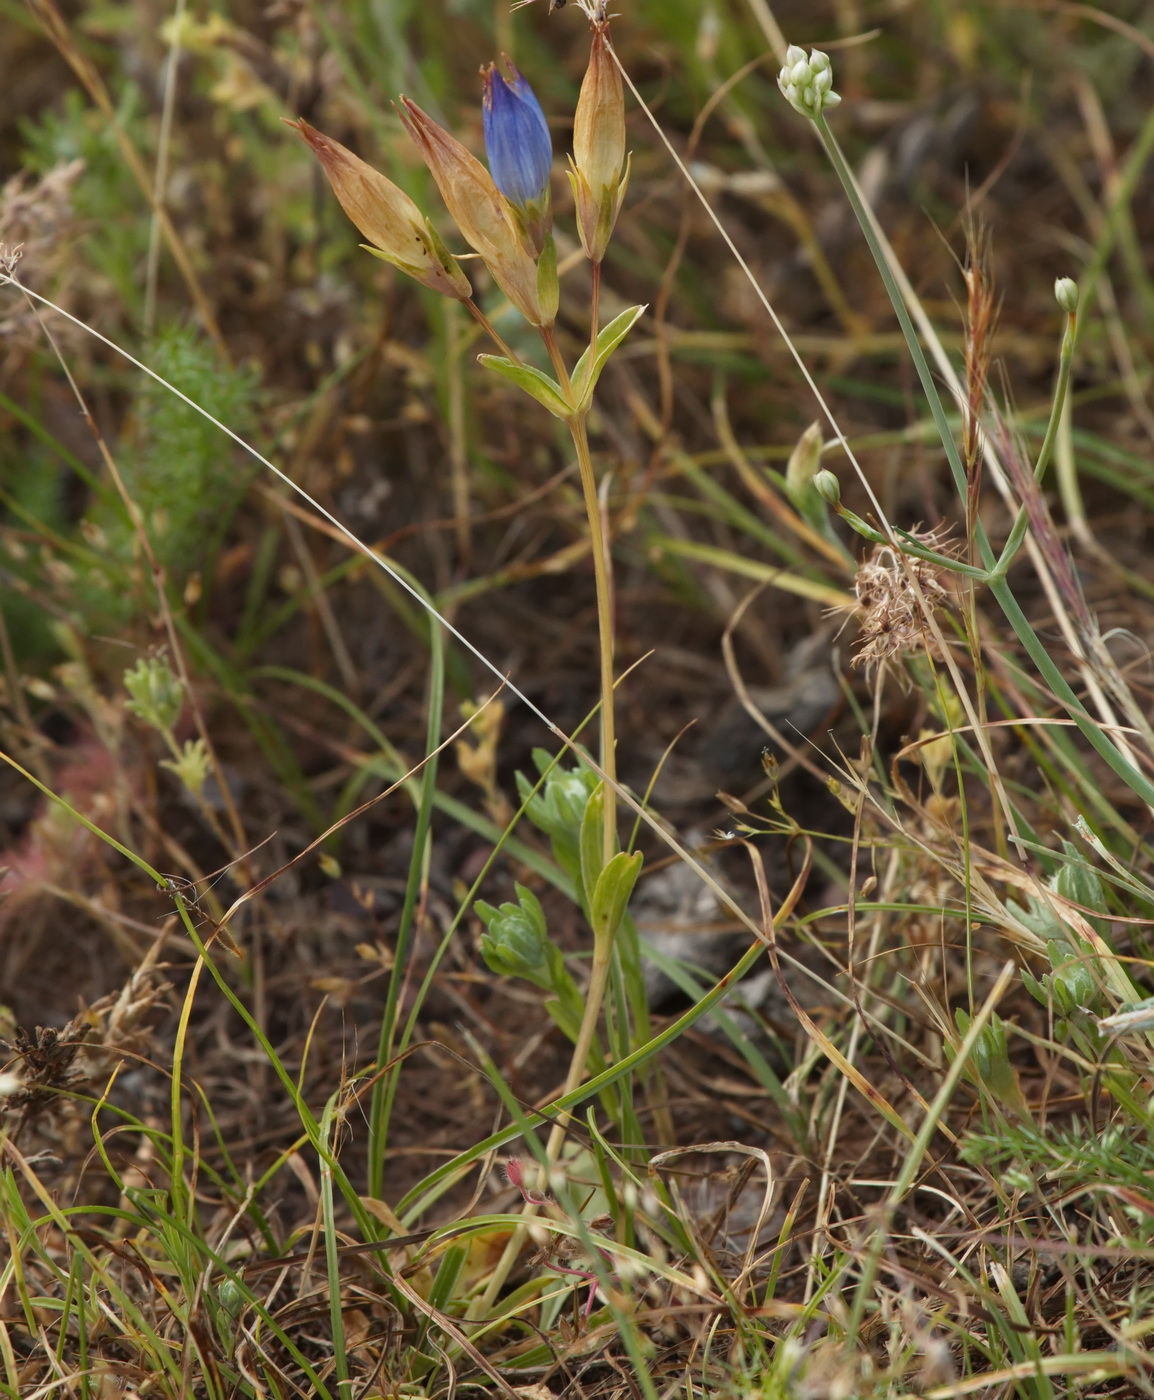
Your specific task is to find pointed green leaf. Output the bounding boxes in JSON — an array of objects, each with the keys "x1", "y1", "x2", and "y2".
[
  {"x1": 427, "y1": 1244, "x2": 468, "y2": 1310},
  {"x1": 590, "y1": 850, "x2": 643, "y2": 945},
  {"x1": 478, "y1": 355, "x2": 572, "y2": 418},
  {"x1": 571, "y1": 304, "x2": 646, "y2": 411},
  {"x1": 1053, "y1": 842, "x2": 1110, "y2": 936},
  {"x1": 578, "y1": 781, "x2": 607, "y2": 907}
]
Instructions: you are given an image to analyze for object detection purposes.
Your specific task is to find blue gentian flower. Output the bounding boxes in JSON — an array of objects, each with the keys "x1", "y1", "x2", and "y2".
[{"x1": 482, "y1": 59, "x2": 552, "y2": 251}]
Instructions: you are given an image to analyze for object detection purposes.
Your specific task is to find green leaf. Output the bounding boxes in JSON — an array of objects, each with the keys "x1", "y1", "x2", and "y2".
[
  {"x1": 478, "y1": 356, "x2": 571, "y2": 418},
  {"x1": 545, "y1": 994, "x2": 582, "y2": 1042},
  {"x1": 578, "y1": 781, "x2": 607, "y2": 907},
  {"x1": 427, "y1": 1244, "x2": 468, "y2": 1310},
  {"x1": 590, "y1": 850, "x2": 643, "y2": 945},
  {"x1": 571, "y1": 304, "x2": 647, "y2": 412},
  {"x1": 1053, "y1": 841, "x2": 1110, "y2": 937}
]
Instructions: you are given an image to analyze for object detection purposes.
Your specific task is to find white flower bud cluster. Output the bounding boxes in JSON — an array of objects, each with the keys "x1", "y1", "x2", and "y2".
[{"x1": 778, "y1": 45, "x2": 841, "y2": 119}]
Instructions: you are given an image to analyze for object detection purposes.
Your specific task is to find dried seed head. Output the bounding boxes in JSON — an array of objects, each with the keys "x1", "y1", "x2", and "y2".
[{"x1": 850, "y1": 533, "x2": 952, "y2": 674}]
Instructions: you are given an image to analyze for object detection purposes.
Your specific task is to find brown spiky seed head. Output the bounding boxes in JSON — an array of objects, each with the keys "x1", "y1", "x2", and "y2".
[{"x1": 851, "y1": 535, "x2": 951, "y2": 674}]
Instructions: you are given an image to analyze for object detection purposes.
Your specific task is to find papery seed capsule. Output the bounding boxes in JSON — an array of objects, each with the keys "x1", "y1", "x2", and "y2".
[
  {"x1": 398, "y1": 97, "x2": 549, "y2": 324},
  {"x1": 287, "y1": 119, "x2": 471, "y2": 300},
  {"x1": 568, "y1": 20, "x2": 629, "y2": 264}
]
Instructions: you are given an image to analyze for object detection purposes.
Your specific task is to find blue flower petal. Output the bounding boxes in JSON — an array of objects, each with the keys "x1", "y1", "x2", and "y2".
[{"x1": 483, "y1": 63, "x2": 553, "y2": 209}]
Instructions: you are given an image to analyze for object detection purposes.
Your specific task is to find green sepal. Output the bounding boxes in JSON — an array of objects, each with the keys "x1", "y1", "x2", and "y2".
[
  {"x1": 477, "y1": 355, "x2": 572, "y2": 418},
  {"x1": 571, "y1": 303, "x2": 646, "y2": 412},
  {"x1": 361, "y1": 218, "x2": 472, "y2": 299},
  {"x1": 361, "y1": 243, "x2": 438, "y2": 285},
  {"x1": 536, "y1": 231, "x2": 560, "y2": 327},
  {"x1": 590, "y1": 850, "x2": 643, "y2": 945}
]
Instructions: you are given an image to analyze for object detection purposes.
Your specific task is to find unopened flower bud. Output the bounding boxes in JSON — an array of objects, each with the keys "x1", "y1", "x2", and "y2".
[
  {"x1": 568, "y1": 21, "x2": 629, "y2": 264},
  {"x1": 398, "y1": 97, "x2": 549, "y2": 325},
  {"x1": 814, "y1": 469, "x2": 841, "y2": 504},
  {"x1": 287, "y1": 119, "x2": 471, "y2": 301},
  {"x1": 777, "y1": 44, "x2": 842, "y2": 120},
  {"x1": 483, "y1": 58, "x2": 553, "y2": 255},
  {"x1": 476, "y1": 884, "x2": 551, "y2": 986},
  {"x1": 1054, "y1": 277, "x2": 1079, "y2": 314}
]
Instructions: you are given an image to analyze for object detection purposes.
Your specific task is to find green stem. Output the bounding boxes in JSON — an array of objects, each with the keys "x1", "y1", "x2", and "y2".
[
  {"x1": 476, "y1": 330, "x2": 622, "y2": 1314},
  {"x1": 541, "y1": 324, "x2": 574, "y2": 402},
  {"x1": 566, "y1": 411, "x2": 617, "y2": 873},
  {"x1": 833, "y1": 506, "x2": 989, "y2": 578},
  {"x1": 475, "y1": 949, "x2": 613, "y2": 1315},
  {"x1": 590, "y1": 259, "x2": 602, "y2": 359},
  {"x1": 990, "y1": 312, "x2": 1076, "y2": 579}
]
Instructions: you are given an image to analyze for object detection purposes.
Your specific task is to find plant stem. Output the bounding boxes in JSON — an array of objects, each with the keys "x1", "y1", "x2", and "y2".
[
  {"x1": 547, "y1": 950, "x2": 612, "y2": 1148},
  {"x1": 590, "y1": 259, "x2": 602, "y2": 354},
  {"x1": 541, "y1": 324, "x2": 574, "y2": 401},
  {"x1": 567, "y1": 411, "x2": 617, "y2": 873},
  {"x1": 833, "y1": 507, "x2": 989, "y2": 578},
  {"x1": 475, "y1": 329, "x2": 623, "y2": 1315},
  {"x1": 464, "y1": 298, "x2": 522, "y2": 364}
]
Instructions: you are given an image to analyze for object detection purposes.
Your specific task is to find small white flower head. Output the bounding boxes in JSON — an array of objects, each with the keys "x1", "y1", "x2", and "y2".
[
  {"x1": 778, "y1": 44, "x2": 842, "y2": 120},
  {"x1": 1054, "y1": 276, "x2": 1079, "y2": 314}
]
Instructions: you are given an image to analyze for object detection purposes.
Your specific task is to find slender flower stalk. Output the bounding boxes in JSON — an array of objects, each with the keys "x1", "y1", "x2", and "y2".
[{"x1": 549, "y1": 411, "x2": 616, "y2": 1102}]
